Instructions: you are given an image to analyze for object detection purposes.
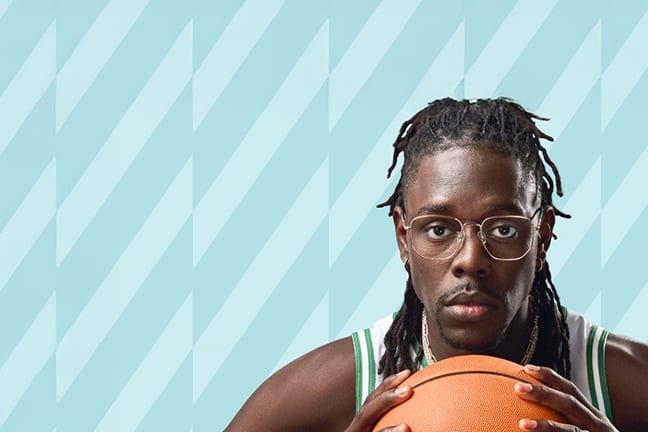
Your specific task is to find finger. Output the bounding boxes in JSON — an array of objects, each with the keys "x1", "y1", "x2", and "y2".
[
  {"x1": 365, "y1": 369, "x2": 412, "y2": 403},
  {"x1": 376, "y1": 424, "x2": 410, "y2": 432},
  {"x1": 514, "y1": 382, "x2": 593, "y2": 428},
  {"x1": 381, "y1": 369, "x2": 412, "y2": 389},
  {"x1": 350, "y1": 384, "x2": 412, "y2": 431},
  {"x1": 519, "y1": 418, "x2": 587, "y2": 431},
  {"x1": 522, "y1": 365, "x2": 595, "y2": 411}
]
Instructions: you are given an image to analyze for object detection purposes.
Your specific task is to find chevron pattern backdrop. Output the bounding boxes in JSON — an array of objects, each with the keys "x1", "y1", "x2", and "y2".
[{"x1": 0, "y1": 0, "x2": 646, "y2": 430}]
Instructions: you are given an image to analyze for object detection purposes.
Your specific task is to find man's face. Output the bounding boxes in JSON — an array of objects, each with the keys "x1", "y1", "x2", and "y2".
[{"x1": 394, "y1": 147, "x2": 553, "y2": 354}]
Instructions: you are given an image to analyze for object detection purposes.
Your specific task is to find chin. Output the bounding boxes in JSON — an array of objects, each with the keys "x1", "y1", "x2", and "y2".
[{"x1": 440, "y1": 326, "x2": 505, "y2": 353}]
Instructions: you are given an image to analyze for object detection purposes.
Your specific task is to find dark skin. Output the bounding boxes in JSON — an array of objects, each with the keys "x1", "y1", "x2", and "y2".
[{"x1": 226, "y1": 147, "x2": 648, "y2": 432}]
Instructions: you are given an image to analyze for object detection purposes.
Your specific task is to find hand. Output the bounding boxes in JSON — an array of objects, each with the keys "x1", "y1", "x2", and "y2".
[
  {"x1": 514, "y1": 364, "x2": 618, "y2": 431},
  {"x1": 345, "y1": 369, "x2": 413, "y2": 432}
]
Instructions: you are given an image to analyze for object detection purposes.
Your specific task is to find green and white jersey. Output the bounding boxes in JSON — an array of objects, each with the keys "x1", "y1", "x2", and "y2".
[{"x1": 351, "y1": 308, "x2": 612, "y2": 421}]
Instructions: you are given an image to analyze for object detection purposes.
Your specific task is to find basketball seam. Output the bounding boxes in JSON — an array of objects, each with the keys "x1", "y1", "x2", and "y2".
[{"x1": 410, "y1": 370, "x2": 535, "y2": 389}]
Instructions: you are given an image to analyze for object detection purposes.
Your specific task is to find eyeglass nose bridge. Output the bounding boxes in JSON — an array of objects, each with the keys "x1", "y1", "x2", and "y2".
[{"x1": 457, "y1": 221, "x2": 488, "y2": 246}]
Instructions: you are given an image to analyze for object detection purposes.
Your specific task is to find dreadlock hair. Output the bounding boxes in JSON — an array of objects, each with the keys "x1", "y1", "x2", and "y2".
[{"x1": 376, "y1": 97, "x2": 572, "y2": 379}]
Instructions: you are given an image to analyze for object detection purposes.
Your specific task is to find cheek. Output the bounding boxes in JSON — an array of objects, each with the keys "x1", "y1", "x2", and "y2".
[
  {"x1": 502, "y1": 260, "x2": 536, "y2": 303},
  {"x1": 409, "y1": 261, "x2": 447, "y2": 308}
]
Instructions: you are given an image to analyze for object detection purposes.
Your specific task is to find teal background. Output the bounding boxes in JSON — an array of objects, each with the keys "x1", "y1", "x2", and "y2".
[{"x1": 0, "y1": 0, "x2": 646, "y2": 430}]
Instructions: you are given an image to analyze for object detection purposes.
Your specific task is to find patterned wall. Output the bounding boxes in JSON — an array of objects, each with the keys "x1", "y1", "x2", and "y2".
[{"x1": 0, "y1": 0, "x2": 646, "y2": 430}]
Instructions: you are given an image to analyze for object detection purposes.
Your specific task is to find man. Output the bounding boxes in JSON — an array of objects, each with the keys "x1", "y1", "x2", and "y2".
[{"x1": 226, "y1": 98, "x2": 648, "y2": 431}]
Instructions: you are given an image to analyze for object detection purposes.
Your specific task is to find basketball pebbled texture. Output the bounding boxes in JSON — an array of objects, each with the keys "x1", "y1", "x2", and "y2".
[{"x1": 372, "y1": 354, "x2": 567, "y2": 432}]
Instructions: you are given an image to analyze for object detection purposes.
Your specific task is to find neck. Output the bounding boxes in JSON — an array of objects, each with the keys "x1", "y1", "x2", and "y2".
[{"x1": 422, "y1": 304, "x2": 538, "y2": 364}]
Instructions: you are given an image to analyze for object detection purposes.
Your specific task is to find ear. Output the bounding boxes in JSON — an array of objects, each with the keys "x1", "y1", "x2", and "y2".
[
  {"x1": 538, "y1": 206, "x2": 555, "y2": 255},
  {"x1": 392, "y1": 206, "x2": 410, "y2": 264}
]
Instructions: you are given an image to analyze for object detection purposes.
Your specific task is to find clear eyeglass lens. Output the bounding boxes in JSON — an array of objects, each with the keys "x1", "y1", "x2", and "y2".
[{"x1": 409, "y1": 215, "x2": 534, "y2": 260}]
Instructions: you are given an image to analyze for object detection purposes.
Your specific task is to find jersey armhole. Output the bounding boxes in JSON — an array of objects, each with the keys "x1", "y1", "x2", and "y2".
[
  {"x1": 351, "y1": 329, "x2": 376, "y2": 413},
  {"x1": 586, "y1": 324, "x2": 614, "y2": 422}
]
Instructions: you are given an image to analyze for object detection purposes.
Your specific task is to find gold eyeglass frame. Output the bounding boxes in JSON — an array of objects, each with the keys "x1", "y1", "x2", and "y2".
[{"x1": 402, "y1": 210, "x2": 543, "y2": 262}]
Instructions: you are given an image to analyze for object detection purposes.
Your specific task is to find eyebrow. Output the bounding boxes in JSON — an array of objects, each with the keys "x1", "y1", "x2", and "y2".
[
  {"x1": 487, "y1": 203, "x2": 526, "y2": 214},
  {"x1": 414, "y1": 203, "x2": 525, "y2": 217}
]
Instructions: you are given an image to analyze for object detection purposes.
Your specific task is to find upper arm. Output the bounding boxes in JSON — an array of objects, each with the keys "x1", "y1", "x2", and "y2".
[
  {"x1": 225, "y1": 337, "x2": 357, "y2": 432},
  {"x1": 605, "y1": 332, "x2": 648, "y2": 432}
]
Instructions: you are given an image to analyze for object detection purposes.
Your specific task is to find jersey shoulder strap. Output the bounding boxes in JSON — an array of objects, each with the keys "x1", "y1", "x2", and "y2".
[
  {"x1": 564, "y1": 308, "x2": 613, "y2": 421},
  {"x1": 351, "y1": 314, "x2": 392, "y2": 412}
]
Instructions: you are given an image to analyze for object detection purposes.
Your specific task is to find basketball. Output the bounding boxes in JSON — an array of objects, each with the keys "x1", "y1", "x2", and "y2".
[{"x1": 372, "y1": 355, "x2": 566, "y2": 432}]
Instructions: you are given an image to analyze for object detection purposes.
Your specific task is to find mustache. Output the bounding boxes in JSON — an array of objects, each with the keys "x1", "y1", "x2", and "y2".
[{"x1": 436, "y1": 282, "x2": 501, "y2": 306}]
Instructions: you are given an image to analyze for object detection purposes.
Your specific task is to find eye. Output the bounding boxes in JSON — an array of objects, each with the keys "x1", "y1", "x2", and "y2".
[
  {"x1": 422, "y1": 221, "x2": 457, "y2": 240},
  {"x1": 487, "y1": 223, "x2": 518, "y2": 239}
]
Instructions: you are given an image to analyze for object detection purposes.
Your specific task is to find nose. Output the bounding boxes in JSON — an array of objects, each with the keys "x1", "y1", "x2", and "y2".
[{"x1": 451, "y1": 224, "x2": 491, "y2": 278}]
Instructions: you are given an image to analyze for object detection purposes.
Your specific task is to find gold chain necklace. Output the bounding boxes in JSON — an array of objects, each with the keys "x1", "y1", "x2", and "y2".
[{"x1": 421, "y1": 310, "x2": 539, "y2": 365}]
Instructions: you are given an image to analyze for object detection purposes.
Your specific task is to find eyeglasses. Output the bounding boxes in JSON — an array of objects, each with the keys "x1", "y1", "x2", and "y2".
[{"x1": 403, "y1": 211, "x2": 542, "y2": 261}]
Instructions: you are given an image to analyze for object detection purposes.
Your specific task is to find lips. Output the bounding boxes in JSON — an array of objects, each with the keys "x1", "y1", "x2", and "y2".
[
  {"x1": 443, "y1": 291, "x2": 497, "y2": 321},
  {"x1": 445, "y1": 291, "x2": 497, "y2": 307}
]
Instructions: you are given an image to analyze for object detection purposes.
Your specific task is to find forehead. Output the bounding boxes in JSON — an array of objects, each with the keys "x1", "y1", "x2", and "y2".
[{"x1": 405, "y1": 148, "x2": 538, "y2": 218}]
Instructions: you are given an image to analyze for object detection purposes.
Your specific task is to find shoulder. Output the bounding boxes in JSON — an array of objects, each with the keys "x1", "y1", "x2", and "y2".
[
  {"x1": 226, "y1": 336, "x2": 357, "y2": 431},
  {"x1": 604, "y1": 332, "x2": 648, "y2": 431}
]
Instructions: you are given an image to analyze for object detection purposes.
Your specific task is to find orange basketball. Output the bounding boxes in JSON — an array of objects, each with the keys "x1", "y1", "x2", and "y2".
[{"x1": 372, "y1": 355, "x2": 566, "y2": 432}]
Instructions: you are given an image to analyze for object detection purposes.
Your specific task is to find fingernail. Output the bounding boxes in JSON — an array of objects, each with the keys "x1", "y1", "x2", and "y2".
[
  {"x1": 519, "y1": 418, "x2": 537, "y2": 429},
  {"x1": 395, "y1": 385, "x2": 409, "y2": 395},
  {"x1": 393, "y1": 425, "x2": 406, "y2": 432},
  {"x1": 524, "y1": 364, "x2": 540, "y2": 372},
  {"x1": 515, "y1": 382, "x2": 533, "y2": 393},
  {"x1": 396, "y1": 369, "x2": 410, "y2": 377}
]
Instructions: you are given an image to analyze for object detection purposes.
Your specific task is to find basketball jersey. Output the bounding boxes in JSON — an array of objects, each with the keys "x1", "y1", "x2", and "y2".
[{"x1": 351, "y1": 308, "x2": 613, "y2": 421}]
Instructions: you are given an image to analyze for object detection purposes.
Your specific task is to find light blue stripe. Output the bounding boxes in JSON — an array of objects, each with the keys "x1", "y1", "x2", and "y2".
[
  {"x1": 192, "y1": 0, "x2": 285, "y2": 129},
  {"x1": 0, "y1": 159, "x2": 55, "y2": 292},
  {"x1": 0, "y1": 293, "x2": 55, "y2": 428},
  {"x1": 337, "y1": 252, "x2": 403, "y2": 338},
  {"x1": 0, "y1": 22, "x2": 54, "y2": 155},
  {"x1": 56, "y1": 23, "x2": 192, "y2": 265},
  {"x1": 0, "y1": 0, "x2": 13, "y2": 20},
  {"x1": 96, "y1": 293, "x2": 192, "y2": 432},
  {"x1": 329, "y1": 22, "x2": 464, "y2": 266},
  {"x1": 614, "y1": 281, "x2": 648, "y2": 340},
  {"x1": 272, "y1": 292, "x2": 328, "y2": 373},
  {"x1": 537, "y1": 21, "x2": 601, "y2": 143},
  {"x1": 329, "y1": 0, "x2": 420, "y2": 130},
  {"x1": 601, "y1": 145, "x2": 648, "y2": 265},
  {"x1": 465, "y1": 0, "x2": 557, "y2": 97},
  {"x1": 55, "y1": 0, "x2": 151, "y2": 130},
  {"x1": 193, "y1": 158, "x2": 328, "y2": 401},
  {"x1": 193, "y1": 22, "x2": 328, "y2": 266},
  {"x1": 56, "y1": 159, "x2": 192, "y2": 401},
  {"x1": 601, "y1": 10, "x2": 648, "y2": 129},
  {"x1": 550, "y1": 158, "x2": 600, "y2": 276}
]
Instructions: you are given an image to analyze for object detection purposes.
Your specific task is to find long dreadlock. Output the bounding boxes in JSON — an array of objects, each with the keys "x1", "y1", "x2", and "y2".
[{"x1": 376, "y1": 97, "x2": 572, "y2": 379}]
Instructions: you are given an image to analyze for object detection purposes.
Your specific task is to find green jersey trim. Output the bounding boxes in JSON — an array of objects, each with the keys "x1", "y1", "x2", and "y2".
[
  {"x1": 351, "y1": 332, "x2": 362, "y2": 413},
  {"x1": 598, "y1": 328, "x2": 613, "y2": 422},
  {"x1": 351, "y1": 328, "x2": 379, "y2": 413},
  {"x1": 585, "y1": 323, "x2": 613, "y2": 421},
  {"x1": 364, "y1": 328, "x2": 376, "y2": 399},
  {"x1": 586, "y1": 324, "x2": 599, "y2": 408}
]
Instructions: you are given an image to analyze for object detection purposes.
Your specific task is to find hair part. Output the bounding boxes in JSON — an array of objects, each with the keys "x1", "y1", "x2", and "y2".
[{"x1": 376, "y1": 97, "x2": 572, "y2": 378}]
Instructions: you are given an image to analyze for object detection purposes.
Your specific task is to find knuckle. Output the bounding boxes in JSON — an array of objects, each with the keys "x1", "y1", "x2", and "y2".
[
  {"x1": 381, "y1": 372, "x2": 404, "y2": 388},
  {"x1": 563, "y1": 378, "x2": 579, "y2": 395},
  {"x1": 565, "y1": 394, "x2": 580, "y2": 411}
]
